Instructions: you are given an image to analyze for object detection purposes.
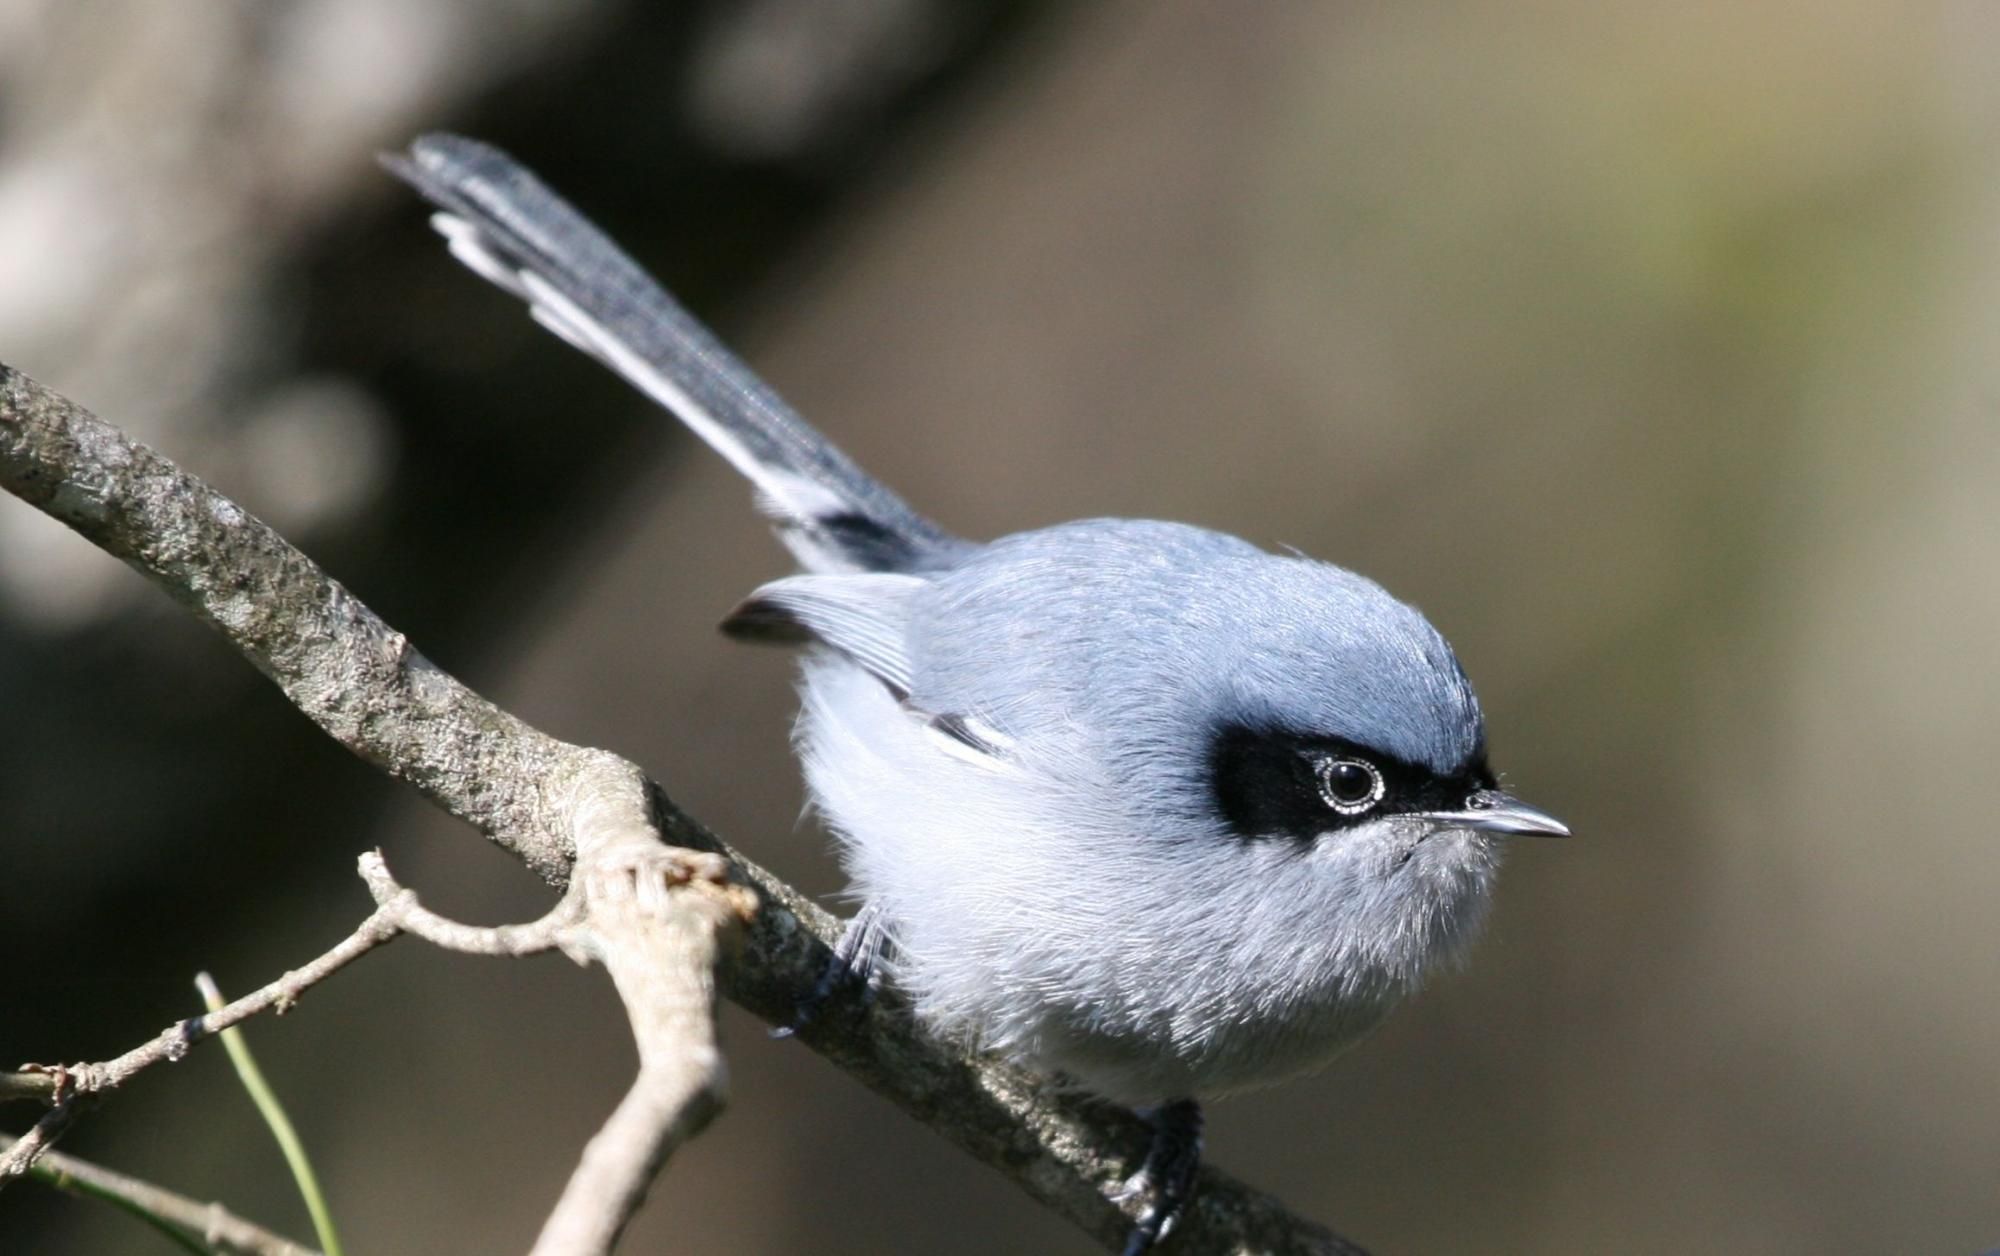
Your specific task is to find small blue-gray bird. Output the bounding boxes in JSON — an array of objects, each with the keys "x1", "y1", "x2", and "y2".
[{"x1": 387, "y1": 134, "x2": 1567, "y2": 1254}]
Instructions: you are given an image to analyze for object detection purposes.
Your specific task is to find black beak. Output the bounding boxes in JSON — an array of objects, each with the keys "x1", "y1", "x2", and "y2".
[{"x1": 1421, "y1": 790, "x2": 1570, "y2": 838}]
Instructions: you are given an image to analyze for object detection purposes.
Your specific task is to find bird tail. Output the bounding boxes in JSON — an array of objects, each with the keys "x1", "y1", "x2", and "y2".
[{"x1": 384, "y1": 133, "x2": 966, "y2": 575}]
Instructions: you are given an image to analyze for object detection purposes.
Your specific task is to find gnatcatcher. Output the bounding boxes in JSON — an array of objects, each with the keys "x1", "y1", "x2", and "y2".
[{"x1": 387, "y1": 134, "x2": 1567, "y2": 1255}]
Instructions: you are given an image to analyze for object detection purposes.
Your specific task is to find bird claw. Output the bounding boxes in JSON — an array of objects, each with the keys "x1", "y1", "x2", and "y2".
[
  {"x1": 771, "y1": 900, "x2": 888, "y2": 1037},
  {"x1": 1116, "y1": 1099, "x2": 1203, "y2": 1254}
]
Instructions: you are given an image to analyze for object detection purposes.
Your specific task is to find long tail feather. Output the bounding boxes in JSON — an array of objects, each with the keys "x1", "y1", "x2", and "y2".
[{"x1": 384, "y1": 133, "x2": 967, "y2": 574}]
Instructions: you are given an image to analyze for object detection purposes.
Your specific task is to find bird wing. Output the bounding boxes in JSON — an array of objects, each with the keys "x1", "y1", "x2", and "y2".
[{"x1": 722, "y1": 573, "x2": 928, "y2": 698}]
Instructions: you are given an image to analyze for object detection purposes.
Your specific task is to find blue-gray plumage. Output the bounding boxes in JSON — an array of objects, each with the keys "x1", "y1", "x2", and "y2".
[
  {"x1": 796, "y1": 518, "x2": 1497, "y2": 1103},
  {"x1": 388, "y1": 133, "x2": 1567, "y2": 1255}
]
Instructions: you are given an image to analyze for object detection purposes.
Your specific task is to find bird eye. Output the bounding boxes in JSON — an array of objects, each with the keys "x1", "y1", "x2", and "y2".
[{"x1": 1316, "y1": 756, "x2": 1385, "y2": 815}]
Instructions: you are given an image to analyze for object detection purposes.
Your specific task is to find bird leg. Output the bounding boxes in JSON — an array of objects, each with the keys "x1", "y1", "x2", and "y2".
[
  {"x1": 771, "y1": 899, "x2": 888, "y2": 1037},
  {"x1": 1118, "y1": 1097, "x2": 1204, "y2": 1254}
]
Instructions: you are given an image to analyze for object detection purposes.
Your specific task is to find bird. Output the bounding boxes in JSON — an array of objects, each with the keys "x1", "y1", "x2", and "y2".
[{"x1": 385, "y1": 133, "x2": 1568, "y2": 1254}]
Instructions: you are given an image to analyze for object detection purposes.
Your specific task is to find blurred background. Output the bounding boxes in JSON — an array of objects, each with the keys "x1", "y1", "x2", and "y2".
[{"x1": 4, "y1": 1, "x2": 1999, "y2": 1252}]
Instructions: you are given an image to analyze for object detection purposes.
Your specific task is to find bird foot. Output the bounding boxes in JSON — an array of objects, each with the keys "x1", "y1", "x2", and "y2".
[
  {"x1": 770, "y1": 900, "x2": 887, "y2": 1038},
  {"x1": 1118, "y1": 1098, "x2": 1203, "y2": 1255}
]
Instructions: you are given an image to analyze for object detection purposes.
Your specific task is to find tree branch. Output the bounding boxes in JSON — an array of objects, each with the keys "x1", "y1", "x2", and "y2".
[
  {"x1": 0, "y1": 364, "x2": 580, "y2": 886},
  {"x1": 0, "y1": 362, "x2": 1361, "y2": 1254},
  {"x1": 527, "y1": 822, "x2": 748, "y2": 1256},
  {"x1": 5, "y1": 1135, "x2": 320, "y2": 1256}
]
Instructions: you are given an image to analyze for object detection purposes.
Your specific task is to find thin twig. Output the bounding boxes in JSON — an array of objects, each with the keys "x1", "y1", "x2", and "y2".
[
  {"x1": 0, "y1": 1072, "x2": 58, "y2": 1105},
  {"x1": 0, "y1": 1104, "x2": 82, "y2": 1185},
  {"x1": 0, "y1": 904, "x2": 403, "y2": 1185},
  {"x1": 6, "y1": 1134, "x2": 321, "y2": 1256},
  {"x1": 0, "y1": 361, "x2": 1358, "y2": 1253},
  {"x1": 358, "y1": 850, "x2": 590, "y2": 961}
]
